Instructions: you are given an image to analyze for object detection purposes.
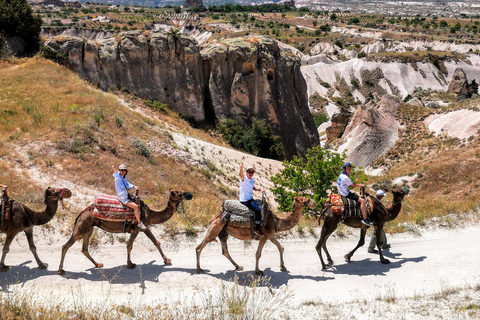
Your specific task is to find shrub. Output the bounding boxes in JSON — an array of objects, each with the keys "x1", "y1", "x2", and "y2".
[
  {"x1": 132, "y1": 139, "x2": 151, "y2": 158},
  {"x1": 0, "y1": 0, "x2": 42, "y2": 55},
  {"x1": 270, "y1": 146, "x2": 360, "y2": 211},
  {"x1": 145, "y1": 99, "x2": 168, "y2": 111}
]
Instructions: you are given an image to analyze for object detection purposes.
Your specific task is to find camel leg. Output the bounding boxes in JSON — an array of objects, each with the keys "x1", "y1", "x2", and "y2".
[
  {"x1": 126, "y1": 231, "x2": 140, "y2": 269},
  {"x1": 344, "y1": 228, "x2": 367, "y2": 263},
  {"x1": 315, "y1": 220, "x2": 337, "y2": 269},
  {"x1": 0, "y1": 233, "x2": 17, "y2": 272},
  {"x1": 195, "y1": 217, "x2": 226, "y2": 274},
  {"x1": 58, "y1": 234, "x2": 79, "y2": 275},
  {"x1": 375, "y1": 226, "x2": 390, "y2": 264},
  {"x1": 80, "y1": 230, "x2": 103, "y2": 269},
  {"x1": 255, "y1": 237, "x2": 268, "y2": 276},
  {"x1": 269, "y1": 236, "x2": 287, "y2": 272},
  {"x1": 142, "y1": 228, "x2": 171, "y2": 266},
  {"x1": 218, "y1": 229, "x2": 244, "y2": 272},
  {"x1": 24, "y1": 228, "x2": 48, "y2": 270}
]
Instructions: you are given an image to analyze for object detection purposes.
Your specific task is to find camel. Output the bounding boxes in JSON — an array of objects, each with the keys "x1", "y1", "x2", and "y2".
[
  {"x1": 315, "y1": 187, "x2": 409, "y2": 269},
  {"x1": 0, "y1": 187, "x2": 72, "y2": 272},
  {"x1": 58, "y1": 189, "x2": 192, "y2": 275},
  {"x1": 196, "y1": 196, "x2": 317, "y2": 276}
]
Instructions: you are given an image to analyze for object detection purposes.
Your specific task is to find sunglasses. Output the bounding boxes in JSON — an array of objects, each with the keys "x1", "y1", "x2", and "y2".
[
  {"x1": 247, "y1": 171, "x2": 255, "y2": 174},
  {"x1": 119, "y1": 169, "x2": 127, "y2": 172}
]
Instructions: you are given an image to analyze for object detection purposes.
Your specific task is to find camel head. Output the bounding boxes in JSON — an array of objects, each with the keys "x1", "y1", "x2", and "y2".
[
  {"x1": 292, "y1": 196, "x2": 317, "y2": 211},
  {"x1": 168, "y1": 189, "x2": 193, "y2": 203},
  {"x1": 391, "y1": 187, "x2": 409, "y2": 204},
  {"x1": 45, "y1": 187, "x2": 72, "y2": 202}
]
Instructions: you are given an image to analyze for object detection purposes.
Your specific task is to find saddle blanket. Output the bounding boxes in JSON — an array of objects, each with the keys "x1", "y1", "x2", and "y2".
[
  {"x1": 93, "y1": 194, "x2": 135, "y2": 222},
  {"x1": 328, "y1": 194, "x2": 373, "y2": 218},
  {"x1": 220, "y1": 199, "x2": 264, "y2": 228}
]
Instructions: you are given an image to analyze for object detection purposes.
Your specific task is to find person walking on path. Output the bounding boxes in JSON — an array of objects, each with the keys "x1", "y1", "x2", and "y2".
[
  {"x1": 112, "y1": 164, "x2": 146, "y2": 230},
  {"x1": 239, "y1": 163, "x2": 265, "y2": 237},
  {"x1": 337, "y1": 162, "x2": 372, "y2": 226},
  {"x1": 368, "y1": 189, "x2": 391, "y2": 253}
]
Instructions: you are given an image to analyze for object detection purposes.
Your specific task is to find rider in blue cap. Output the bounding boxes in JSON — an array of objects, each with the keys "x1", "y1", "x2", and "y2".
[{"x1": 337, "y1": 162, "x2": 372, "y2": 226}]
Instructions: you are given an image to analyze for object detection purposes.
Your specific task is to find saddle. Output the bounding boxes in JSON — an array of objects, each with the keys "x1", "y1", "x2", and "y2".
[
  {"x1": 92, "y1": 194, "x2": 136, "y2": 222},
  {"x1": 327, "y1": 194, "x2": 373, "y2": 218},
  {"x1": 220, "y1": 199, "x2": 265, "y2": 230}
]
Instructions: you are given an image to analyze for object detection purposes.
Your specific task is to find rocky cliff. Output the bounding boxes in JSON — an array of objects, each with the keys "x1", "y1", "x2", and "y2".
[{"x1": 44, "y1": 32, "x2": 319, "y2": 159}]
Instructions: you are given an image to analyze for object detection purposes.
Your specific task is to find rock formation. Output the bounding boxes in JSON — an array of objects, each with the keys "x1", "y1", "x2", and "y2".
[
  {"x1": 183, "y1": 0, "x2": 204, "y2": 8},
  {"x1": 326, "y1": 109, "x2": 352, "y2": 142},
  {"x1": 44, "y1": 32, "x2": 319, "y2": 159},
  {"x1": 447, "y1": 68, "x2": 470, "y2": 97},
  {"x1": 337, "y1": 95, "x2": 401, "y2": 167}
]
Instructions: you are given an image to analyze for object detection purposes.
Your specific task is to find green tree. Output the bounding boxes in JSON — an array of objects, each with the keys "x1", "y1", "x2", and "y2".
[
  {"x1": 271, "y1": 146, "x2": 364, "y2": 211},
  {"x1": 0, "y1": 0, "x2": 42, "y2": 55}
]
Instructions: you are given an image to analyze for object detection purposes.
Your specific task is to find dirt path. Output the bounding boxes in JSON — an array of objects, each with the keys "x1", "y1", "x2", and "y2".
[{"x1": 1, "y1": 222, "x2": 479, "y2": 318}]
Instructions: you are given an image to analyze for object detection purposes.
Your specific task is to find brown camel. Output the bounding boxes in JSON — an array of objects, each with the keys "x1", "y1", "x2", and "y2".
[
  {"x1": 58, "y1": 189, "x2": 192, "y2": 275},
  {"x1": 0, "y1": 187, "x2": 72, "y2": 272},
  {"x1": 196, "y1": 196, "x2": 317, "y2": 276},
  {"x1": 315, "y1": 187, "x2": 409, "y2": 269}
]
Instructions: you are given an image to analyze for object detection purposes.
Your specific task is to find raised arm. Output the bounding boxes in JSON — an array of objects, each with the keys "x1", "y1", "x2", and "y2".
[
  {"x1": 239, "y1": 162, "x2": 244, "y2": 182},
  {"x1": 111, "y1": 164, "x2": 116, "y2": 174}
]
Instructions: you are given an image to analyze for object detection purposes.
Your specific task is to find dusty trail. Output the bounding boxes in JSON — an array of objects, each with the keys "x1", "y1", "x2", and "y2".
[{"x1": 1, "y1": 223, "x2": 479, "y2": 318}]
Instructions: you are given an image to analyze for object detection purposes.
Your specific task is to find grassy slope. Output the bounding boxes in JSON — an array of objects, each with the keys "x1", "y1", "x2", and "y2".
[{"x1": 0, "y1": 57, "x2": 227, "y2": 231}]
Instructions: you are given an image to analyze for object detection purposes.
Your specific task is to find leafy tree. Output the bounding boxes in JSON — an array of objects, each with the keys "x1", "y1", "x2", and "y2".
[
  {"x1": 271, "y1": 146, "x2": 366, "y2": 211},
  {"x1": 0, "y1": 0, "x2": 42, "y2": 55},
  {"x1": 242, "y1": 118, "x2": 283, "y2": 160}
]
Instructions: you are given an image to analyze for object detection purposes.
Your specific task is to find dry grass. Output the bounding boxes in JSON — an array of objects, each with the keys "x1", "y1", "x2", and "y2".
[{"x1": 0, "y1": 57, "x2": 225, "y2": 226}]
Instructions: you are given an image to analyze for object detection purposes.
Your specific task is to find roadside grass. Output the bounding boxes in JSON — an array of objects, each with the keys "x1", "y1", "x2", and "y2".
[{"x1": 0, "y1": 274, "x2": 291, "y2": 320}]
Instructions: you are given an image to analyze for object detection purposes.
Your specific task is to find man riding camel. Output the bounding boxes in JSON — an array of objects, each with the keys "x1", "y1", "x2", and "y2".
[{"x1": 337, "y1": 162, "x2": 372, "y2": 226}]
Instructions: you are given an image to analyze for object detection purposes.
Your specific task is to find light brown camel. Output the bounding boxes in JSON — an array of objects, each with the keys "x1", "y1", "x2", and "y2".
[
  {"x1": 0, "y1": 187, "x2": 72, "y2": 272},
  {"x1": 196, "y1": 196, "x2": 317, "y2": 276},
  {"x1": 315, "y1": 187, "x2": 409, "y2": 269},
  {"x1": 58, "y1": 189, "x2": 192, "y2": 275}
]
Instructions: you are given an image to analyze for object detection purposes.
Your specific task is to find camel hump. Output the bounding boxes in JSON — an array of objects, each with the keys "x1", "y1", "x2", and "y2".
[{"x1": 222, "y1": 200, "x2": 262, "y2": 216}]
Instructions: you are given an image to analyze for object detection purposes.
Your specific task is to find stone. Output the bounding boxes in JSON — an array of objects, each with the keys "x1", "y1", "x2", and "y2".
[
  {"x1": 44, "y1": 33, "x2": 319, "y2": 159},
  {"x1": 447, "y1": 68, "x2": 471, "y2": 97}
]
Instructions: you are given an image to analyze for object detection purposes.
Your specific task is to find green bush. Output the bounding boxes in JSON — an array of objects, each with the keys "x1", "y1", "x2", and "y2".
[
  {"x1": 217, "y1": 118, "x2": 284, "y2": 160},
  {"x1": 0, "y1": 0, "x2": 42, "y2": 55},
  {"x1": 270, "y1": 146, "x2": 357, "y2": 211},
  {"x1": 145, "y1": 99, "x2": 168, "y2": 111},
  {"x1": 132, "y1": 139, "x2": 151, "y2": 158}
]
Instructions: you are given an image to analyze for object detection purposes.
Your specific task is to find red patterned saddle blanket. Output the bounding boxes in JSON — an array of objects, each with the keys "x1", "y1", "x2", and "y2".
[
  {"x1": 93, "y1": 194, "x2": 135, "y2": 222},
  {"x1": 327, "y1": 194, "x2": 373, "y2": 217}
]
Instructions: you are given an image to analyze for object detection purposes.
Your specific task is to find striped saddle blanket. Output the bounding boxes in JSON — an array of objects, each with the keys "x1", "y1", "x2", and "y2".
[
  {"x1": 93, "y1": 194, "x2": 135, "y2": 222},
  {"x1": 220, "y1": 199, "x2": 264, "y2": 229},
  {"x1": 327, "y1": 194, "x2": 373, "y2": 218}
]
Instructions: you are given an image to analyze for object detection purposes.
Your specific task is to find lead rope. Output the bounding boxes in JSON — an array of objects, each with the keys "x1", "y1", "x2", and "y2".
[{"x1": 178, "y1": 200, "x2": 195, "y2": 225}]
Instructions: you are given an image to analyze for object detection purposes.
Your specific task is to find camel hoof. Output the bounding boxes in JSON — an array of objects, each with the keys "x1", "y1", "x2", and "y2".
[
  {"x1": 127, "y1": 263, "x2": 136, "y2": 269},
  {"x1": 39, "y1": 263, "x2": 48, "y2": 270},
  {"x1": 197, "y1": 268, "x2": 204, "y2": 274},
  {"x1": 280, "y1": 265, "x2": 287, "y2": 272},
  {"x1": 344, "y1": 254, "x2": 351, "y2": 263},
  {"x1": 255, "y1": 270, "x2": 264, "y2": 276},
  {"x1": 235, "y1": 266, "x2": 244, "y2": 271},
  {"x1": 164, "y1": 258, "x2": 172, "y2": 265},
  {"x1": 95, "y1": 263, "x2": 104, "y2": 268},
  {"x1": 381, "y1": 259, "x2": 391, "y2": 264},
  {"x1": 57, "y1": 269, "x2": 65, "y2": 275},
  {"x1": 322, "y1": 264, "x2": 331, "y2": 270}
]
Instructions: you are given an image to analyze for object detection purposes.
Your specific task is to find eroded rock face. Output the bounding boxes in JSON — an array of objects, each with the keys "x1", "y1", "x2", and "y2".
[
  {"x1": 448, "y1": 68, "x2": 470, "y2": 96},
  {"x1": 44, "y1": 32, "x2": 319, "y2": 159},
  {"x1": 326, "y1": 110, "x2": 352, "y2": 142},
  {"x1": 183, "y1": 0, "x2": 204, "y2": 8},
  {"x1": 338, "y1": 95, "x2": 401, "y2": 167}
]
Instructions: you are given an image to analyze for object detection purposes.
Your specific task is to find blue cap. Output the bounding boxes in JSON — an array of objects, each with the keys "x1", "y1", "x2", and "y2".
[{"x1": 342, "y1": 162, "x2": 352, "y2": 169}]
